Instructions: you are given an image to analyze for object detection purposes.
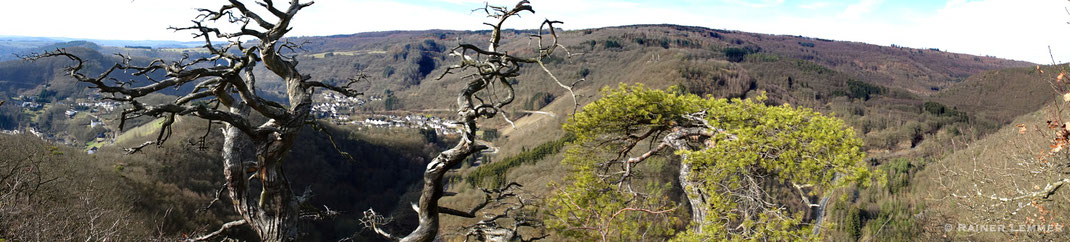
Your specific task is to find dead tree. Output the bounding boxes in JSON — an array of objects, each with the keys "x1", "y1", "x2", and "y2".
[
  {"x1": 456, "y1": 183, "x2": 547, "y2": 242},
  {"x1": 26, "y1": 1, "x2": 362, "y2": 241},
  {"x1": 364, "y1": 183, "x2": 547, "y2": 242},
  {"x1": 361, "y1": 1, "x2": 572, "y2": 241}
]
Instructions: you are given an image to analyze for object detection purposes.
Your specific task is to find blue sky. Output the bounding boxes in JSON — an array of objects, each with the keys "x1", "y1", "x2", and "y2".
[{"x1": 4, "y1": 0, "x2": 1069, "y2": 63}]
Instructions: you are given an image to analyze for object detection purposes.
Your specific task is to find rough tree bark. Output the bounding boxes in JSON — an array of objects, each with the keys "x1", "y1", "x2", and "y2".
[
  {"x1": 27, "y1": 1, "x2": 364, "y2": 241},
  {"x1": 677, "y1": 155, "x2": 707, "y2": 231}
]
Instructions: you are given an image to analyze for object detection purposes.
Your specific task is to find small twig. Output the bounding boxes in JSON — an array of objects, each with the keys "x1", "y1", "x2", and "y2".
[
  {"x1": 201, "y1": 183, "x2": 228, "y2": 212},
  {"x1": 308, "y1": 121, "x2": 356, "y2": 162}
]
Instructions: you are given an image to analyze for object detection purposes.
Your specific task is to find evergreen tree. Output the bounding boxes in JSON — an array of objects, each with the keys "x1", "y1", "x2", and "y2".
[{"x1": 548, "y1": 84, "x2": 873, "y2": 241}]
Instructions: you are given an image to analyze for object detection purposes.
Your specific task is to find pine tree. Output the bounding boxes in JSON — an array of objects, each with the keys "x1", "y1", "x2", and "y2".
[{"x1": 548, "y1": 84, "x2": 873, "y2": 241}]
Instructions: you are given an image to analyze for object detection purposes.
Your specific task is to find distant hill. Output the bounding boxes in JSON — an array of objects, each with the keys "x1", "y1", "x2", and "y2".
[
  {"x1": 0, "y1": 44, "x2": 213, "y2": 100},
  {"x1": 0, "y1": 24, "x2": 1036, "y2": 106},
  {"x1": 229, "y1": 24, "x2": 1038, "y2": 149},
  {"x1": 2, "y1": 24, "x2": 1050, "y2": 161},
  {"x1": 279, "y1": 24, "x2": 1032, "y2": 99},
  {"x1": 0, "y1": 35, "x2": 202, "y2": 62},
  {"x1": 932, "y1": 65, "x2": 1061, "y2": 124}
]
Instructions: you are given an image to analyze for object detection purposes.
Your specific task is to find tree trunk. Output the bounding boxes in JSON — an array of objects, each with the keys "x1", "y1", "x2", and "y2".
[
  {"x1": 220, "y1": 103, "x2": 301, "y2": 242},
  {"x1": 678, "y1": 154, "x2": 709, "y2": 233},
  {"x1": 401, "y1": 164, "x2": 444, "y2": 242},
  {"x1": 663, "y1": 124, "x2": 713, "y2": 233},
  {"x1": 251, "y1": 139, "x2": 300, "y2": 241},
  {"x1": 401, "y1": 140, "x2": 482, "y2": 242}
]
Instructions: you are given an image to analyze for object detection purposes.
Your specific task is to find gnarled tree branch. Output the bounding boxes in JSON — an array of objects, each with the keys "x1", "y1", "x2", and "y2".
[{"x1": 28, "y1": 1, "x2": 355, "y2": 241}]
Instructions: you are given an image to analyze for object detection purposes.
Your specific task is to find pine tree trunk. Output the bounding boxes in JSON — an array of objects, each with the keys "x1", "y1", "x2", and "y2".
[{"x1": 678, "y1": 154, "x2": 708, "y2": 233}]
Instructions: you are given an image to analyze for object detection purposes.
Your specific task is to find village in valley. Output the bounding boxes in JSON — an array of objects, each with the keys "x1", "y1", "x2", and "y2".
[
  {"x1": 311, "y1": 92, "x2": 464, "y2": 135},
  {"x1": 3, "y1": 93, "x2": 122, "y2": 153},
  {"x1": 4, "y1": 91, "x2": 465, "y2": 154}
]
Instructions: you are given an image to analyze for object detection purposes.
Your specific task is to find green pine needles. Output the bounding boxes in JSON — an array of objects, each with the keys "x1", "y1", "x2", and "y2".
[{"x1": 547, "y1": 84, "x2": 873, "y2": 241}]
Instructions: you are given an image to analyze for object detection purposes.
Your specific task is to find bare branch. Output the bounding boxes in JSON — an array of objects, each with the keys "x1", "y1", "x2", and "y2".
[
  {"x1": 202, "y1": 183, "x2": 229, "y2": 212},
  {"x1": 190, "y1": 220, "x2": 246, "y2": 241},
  {"x1": 359, "y1": 208, "x2": 399, "y2": 240},
  {"x1": 304, "y1": 75, "x2": 366, "y2": 98},
  {"x1": 443, "y1": 183, "x2": 523, "y2": 219},
  {"x1": 954, "y1": 178, "x2": 1070, "y2": 202},
  {"x1": 123, "y1": 141, "x2": 157, "y2": 154},
  {"x1": 308, "y1": 121, "x2": 356, "y2": 162},
  {"x1": 457, "y1": 183, "x2": 546, "y2": 242}
]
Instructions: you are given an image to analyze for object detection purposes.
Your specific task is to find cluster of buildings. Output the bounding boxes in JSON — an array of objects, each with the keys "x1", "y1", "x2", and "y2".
[
  {"x1": 308, "y1": 92, "x2": 462, "y2": 135},
  {"x1": 25, "y1": 127, "x2": 57, "y2": 143},
  {"x1": 6, "y1": 97, "x2": 119, "y2": 152},
  {"x1": 13, "y1": 96, "x2": 120, "y2": 114},
  {"x1": 311, "y1": 92, "x2": 370, "y2": 121},
  {"x1": 20, "y1": 101, "x2": 43, "y2": 110},
  {"x1": 75, "y1": 100, "x2": 121, "y2": 113},
  {"x1": 354, "y1": 115, "x2": 462, "y2": 135}
]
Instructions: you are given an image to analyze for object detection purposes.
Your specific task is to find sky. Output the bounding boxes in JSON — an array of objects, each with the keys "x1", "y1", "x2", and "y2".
[{"x1": 3, "y1": 0, "x2": 1070, "y2": 64}]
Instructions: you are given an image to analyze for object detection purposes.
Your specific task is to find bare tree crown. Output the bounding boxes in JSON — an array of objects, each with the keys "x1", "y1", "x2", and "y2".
[
  {"x1": 25, "y1": 0, "x2": 363, "y2": 150},
  {"x1": 25, "y1": 1, "x2": 369, "y2": 241},
  {"x1": 359, "y1": 1, "x2": 575, "y2": 241}
]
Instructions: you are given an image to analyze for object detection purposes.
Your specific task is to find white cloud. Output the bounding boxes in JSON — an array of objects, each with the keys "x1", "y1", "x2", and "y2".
[
  {"x1": 942, "y1": 0, "x2": 969, "y2": 9},
  {"x1": 433, "y1": 0, "x2": 486, "y2": 5},
  {"x1": 900, "y1": 0, "x2": 1070, "y2": 63},
  {"x1": 1, "y1": 0, "x2": 218, "y2": 40},
  {"x1": 798, "y1": 2, "x2": 831, "y2": 10},
  {"x1": 723, "y1": 0, "x2": 786, "y2": 8},
  {"x1": 839, "y1": 0, "x2": 885, "y2": 19}
]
